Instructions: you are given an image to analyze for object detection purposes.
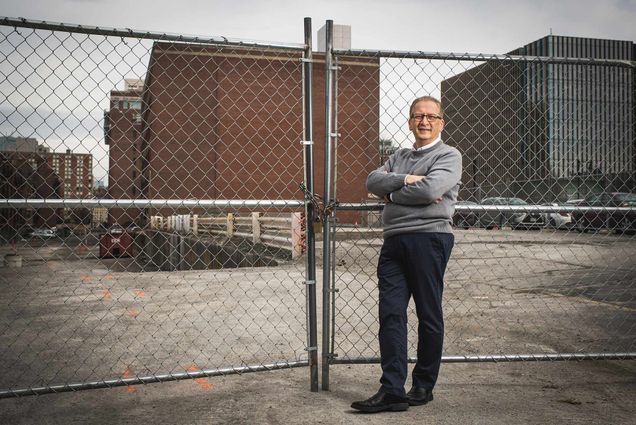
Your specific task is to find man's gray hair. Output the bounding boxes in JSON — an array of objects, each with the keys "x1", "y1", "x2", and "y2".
[{"x1": 409, "y1": 96, "x2": 444, "y2": 118}]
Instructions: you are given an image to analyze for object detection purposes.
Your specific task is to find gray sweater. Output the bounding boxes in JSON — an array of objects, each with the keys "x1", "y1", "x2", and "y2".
[{"x1": 366, "y1": 142, "x2": 462, "y2": 238}]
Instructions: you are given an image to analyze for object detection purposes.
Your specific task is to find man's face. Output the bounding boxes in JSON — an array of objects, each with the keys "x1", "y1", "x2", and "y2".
[{"x1": 408, "y1": 100, "x2": 444, "y2": 147}]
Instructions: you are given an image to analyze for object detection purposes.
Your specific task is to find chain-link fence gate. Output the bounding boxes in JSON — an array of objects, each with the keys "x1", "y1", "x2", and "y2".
[
  {"x1": 320, "y1": 22, "x2": 636, "y2": 388},
  {"x1": 1, "y1": 16, "x2": 635, "y2": 398},
  {"x1": 0, "y1": 17, "x2": 320, "y2": 397}
]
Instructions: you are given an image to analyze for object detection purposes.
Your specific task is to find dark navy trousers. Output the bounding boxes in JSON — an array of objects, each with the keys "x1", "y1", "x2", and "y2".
[{"x1": 377, "y1": 232, "x2": 454, "y2": 396}]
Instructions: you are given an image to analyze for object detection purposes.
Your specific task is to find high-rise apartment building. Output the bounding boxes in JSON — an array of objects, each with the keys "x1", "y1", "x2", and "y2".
[{"x1": 0, "y1": 139, "x2": 93, "y2": 237}]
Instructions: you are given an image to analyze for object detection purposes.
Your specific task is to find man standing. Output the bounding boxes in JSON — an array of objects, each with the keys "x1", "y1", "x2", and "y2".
[{"x1": 351, "y1": 96, "x2": 462, "y2": 413}]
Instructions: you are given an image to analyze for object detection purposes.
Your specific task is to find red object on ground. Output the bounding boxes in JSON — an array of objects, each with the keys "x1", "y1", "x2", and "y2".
[{"x1": 99, "y1": 231, "x2": 134, "y2": 258}]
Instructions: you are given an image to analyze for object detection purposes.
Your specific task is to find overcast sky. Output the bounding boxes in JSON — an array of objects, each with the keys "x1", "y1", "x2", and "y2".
[
  {"x1": 2, "y1": 0, "x2": 635, "y2": 53},
  {"x1": 1, "y1": 0, "x2": 635, "y2": 185}
]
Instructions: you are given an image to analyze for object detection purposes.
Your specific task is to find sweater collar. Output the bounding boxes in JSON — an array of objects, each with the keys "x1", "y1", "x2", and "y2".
[{"x1": 413, "y1": 135, "x2": 442, "y2": 152}]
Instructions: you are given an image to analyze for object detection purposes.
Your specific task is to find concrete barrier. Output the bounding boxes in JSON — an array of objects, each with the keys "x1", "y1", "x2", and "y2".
[
  {"x1": 136, "y1": 230, "x2": 282, "y2": 271},
  {"x1": 4, "y1": 254, "x2": 22, "y2": 268}
]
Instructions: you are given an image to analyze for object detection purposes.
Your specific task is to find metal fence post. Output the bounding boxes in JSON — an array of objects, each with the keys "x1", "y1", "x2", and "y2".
[
  {"x1": 251, "y1": 212, "x2": 261, "y2": 243},
  {"x1": 321, "y1": 19, "x2": 334, "y2": 391},
  {"x1": 303, "y1": 17, "x2": 319, "y2": 392}
]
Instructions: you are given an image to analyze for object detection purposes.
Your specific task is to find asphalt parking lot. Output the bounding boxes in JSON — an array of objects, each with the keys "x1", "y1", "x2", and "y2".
[{"x1": 0, "y1": 227, "x2": 634, "y2": 424}]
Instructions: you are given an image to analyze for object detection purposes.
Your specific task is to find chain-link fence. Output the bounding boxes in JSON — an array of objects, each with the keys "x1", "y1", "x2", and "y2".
[
  {"x1": 1, "y1": 17, "x2": 635, "y2": 397},
  {"x1": 322, "y1": 31, "x2": 635, "y2": 387},
  {"x1": 0, "y1": 17, "x2": 320, "y2": 396}
]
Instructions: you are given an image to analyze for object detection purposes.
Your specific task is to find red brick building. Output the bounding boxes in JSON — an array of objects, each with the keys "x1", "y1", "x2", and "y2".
[
  {"x1": 0, "y1": 152, "x2": 63, "y2": 239},
  {"x1": 105, "y1": 42, "x2": 380, "y2": 225},
  {"x1": 104, "y1": 84, "x2": 143, "y2": 225}
]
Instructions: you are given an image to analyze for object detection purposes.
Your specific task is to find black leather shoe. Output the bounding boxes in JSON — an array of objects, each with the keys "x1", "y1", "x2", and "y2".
[
  {"x1": 351, "y1": 391, "x2": 409, "y2": 413},
  {"x1": 406, "y1": 387, "x2": 433, "y2": 406}
]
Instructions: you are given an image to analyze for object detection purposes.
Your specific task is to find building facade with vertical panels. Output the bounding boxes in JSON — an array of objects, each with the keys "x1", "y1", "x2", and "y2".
[{"x1": 441, "y1": 35, "x2": 635, "y2": 201}]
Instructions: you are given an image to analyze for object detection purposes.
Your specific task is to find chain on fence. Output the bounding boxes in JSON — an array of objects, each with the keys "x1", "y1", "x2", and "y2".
[
  {"x1": 326, "y1": 45, "x2": 635, "y2": 371},
  {"x1": 0, "y1": 18, "x2": 321, "y2": 396}
]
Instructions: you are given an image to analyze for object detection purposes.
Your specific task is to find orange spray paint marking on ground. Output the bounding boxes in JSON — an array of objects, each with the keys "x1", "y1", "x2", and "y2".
[
  {"x1": 102, "y1": 290, "x2": 112, "y2": 300},
  {"x1": 104, "y1": 274, "x2": 114, "y2": 281},
  {"x1": 187, "y1": 365, "x2": 214, "y2": 391},
  {"x1": 81, "y1": 275, "x2": 92, "y2": 283},
  {"x1": 133, "y1": 290, "x2": 145, "y2": 298},
  {"x1": 127, "y1": 308, "x2": 139, "y2": 318},
  {"x1": 122, "y1": 367, "x2": 137, "y2": 393}
]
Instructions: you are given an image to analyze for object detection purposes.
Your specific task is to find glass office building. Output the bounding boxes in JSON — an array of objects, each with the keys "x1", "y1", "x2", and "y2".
[{"x1": 442, "y1": 35, "x2": 635, "y2": 201}]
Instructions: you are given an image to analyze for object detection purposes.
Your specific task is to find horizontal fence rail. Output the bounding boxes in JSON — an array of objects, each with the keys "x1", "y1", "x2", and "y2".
[
  {"x1": 0, "y1": 199, "x2": 305, "y2": 209},
  {"x1": 2, "y1": 199, "x2": 632, "y2": 215},
  {"x1": 337, "y1": 203, "x2": 636, "y2": 214},
  {"x1": 329, "y1": 353, "x2": 636, "y2": 366},
  {"x1": 334, "y1": 48, "x2": 636, "y2": 67},
  {"x1": 0, "y1": 17, "x2": 306, "y2": 51},
  {"x1": 0, "y1": 360, "x2": 308, "y2": 399}
]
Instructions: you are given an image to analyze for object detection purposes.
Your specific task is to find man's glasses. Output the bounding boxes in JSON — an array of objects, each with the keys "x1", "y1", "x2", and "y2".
[{"x1": 410, "y1": 113, "x2": 443, "y2": 123}]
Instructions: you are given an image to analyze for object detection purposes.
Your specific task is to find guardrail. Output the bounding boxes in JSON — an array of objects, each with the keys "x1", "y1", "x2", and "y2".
[{"x1": 149, "y1": 212, "x2": 306, "y2": 259}]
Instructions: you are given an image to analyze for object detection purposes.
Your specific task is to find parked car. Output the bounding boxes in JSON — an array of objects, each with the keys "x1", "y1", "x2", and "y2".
[
  {"x1": 542, "y1": 202, "x2": 573, "y2": 229},
  {"x1": 571, "y1": 192, "x2": 636, "y2": 234},
  {"x1": 453, "y1": 201, "x2": 479, "y2": 229},
  {"x1": 107, "y1": 224, "x2": 125, "y2": 235},
  {"x1": 29, "y1": 228, "x2": 56, "y2": 238},
  {"x1": 126, "y1": 224, "x2": 142, "y2": 234},
  {"x1": 478, "y1": 197, "x2": 545, "y2": 230}
]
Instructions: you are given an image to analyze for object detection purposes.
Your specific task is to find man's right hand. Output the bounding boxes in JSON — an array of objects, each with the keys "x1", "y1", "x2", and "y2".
[{"x1": 405, "y1": 174, "x2": 425, "y2": 185}]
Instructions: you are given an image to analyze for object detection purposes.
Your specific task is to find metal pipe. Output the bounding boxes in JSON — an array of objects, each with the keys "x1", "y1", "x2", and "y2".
[
  {"x1": 303, "y1": 16, "x2": 319, "y2": 393},
  {"x1": 0, "y1": 360, "x2": 309, "y2": 399},
  {"x1": 0, "y1": 17, "x2": 305, "y2": 51},
  {"x1": 329, "y1": 58, "x2": 339, "y2": 364},
  {"x1": 332, "y1": 48, "x2": 636, "y2": 68},
  {"x1": 329, "y1": 353, "x2": 636, "y2": 364},
  {"x1": 321, "y1": 19, "x2": 334, "y2": 391},
  {"x1": 2, "y1": 199, "x2": 631, "y2": 214},
  {"x1": 334, "y1": 202, "x2": 634, "y2": 214},
  {"x1": 0, "y1": 199, "x2": 305, "y2": 209}
]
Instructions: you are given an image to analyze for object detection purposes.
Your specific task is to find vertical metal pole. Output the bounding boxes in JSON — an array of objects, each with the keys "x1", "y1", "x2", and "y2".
[
  {"x1": 302, "y1": 17, "x2": 319, "y2": 393},
  {"x1": 330, "y1": 59, "x2": 339, "y2": 360},
  {"x1": 321, "y1": 19, "x2": 334, "y2": 391}
]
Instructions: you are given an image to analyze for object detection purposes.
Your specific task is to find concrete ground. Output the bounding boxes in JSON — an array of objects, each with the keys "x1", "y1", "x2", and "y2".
[
  {"x1": 1, "y1": 227, "x2": 634, "y2": 423},
  {"x1": 0, "y1": 360, "x2": 635, "y2": 424}
]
